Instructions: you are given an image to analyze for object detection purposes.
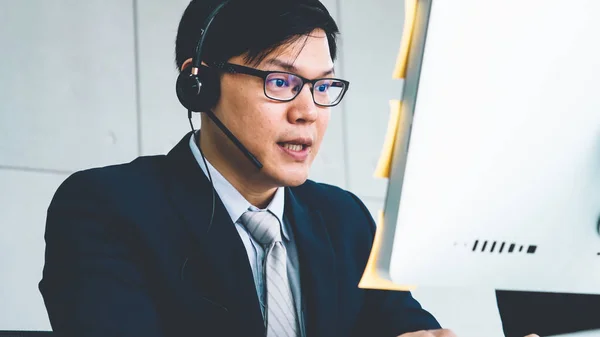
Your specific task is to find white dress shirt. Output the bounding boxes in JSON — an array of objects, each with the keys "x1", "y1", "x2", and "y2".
[{"x1": 189, "y1": 132, "x2": 305, "y2": 336}]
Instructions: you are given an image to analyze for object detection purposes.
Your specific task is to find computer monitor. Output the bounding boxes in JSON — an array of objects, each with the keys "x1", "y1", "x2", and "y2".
[{"x1": 382, "y1": 0, "x2": 600, "y2": 295}]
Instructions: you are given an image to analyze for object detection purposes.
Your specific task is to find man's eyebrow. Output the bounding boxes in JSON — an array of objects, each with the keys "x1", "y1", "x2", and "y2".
[{"x1": 264, "y1": 58, "x2": 335, "y2": 77}]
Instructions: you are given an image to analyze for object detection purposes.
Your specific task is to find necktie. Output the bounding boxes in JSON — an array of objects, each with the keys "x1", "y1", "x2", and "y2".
[{"x1": 240, "y1": 209, "x2": 299, "y2": 337}]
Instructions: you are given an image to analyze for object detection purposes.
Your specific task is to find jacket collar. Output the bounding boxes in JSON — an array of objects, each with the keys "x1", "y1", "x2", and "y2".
[
  {"x1": 285, "y1": 187, "x2": 338, "y2": 337},
  {"x1": 164, "y1": 131, "x2": 265, "y2": 335}
]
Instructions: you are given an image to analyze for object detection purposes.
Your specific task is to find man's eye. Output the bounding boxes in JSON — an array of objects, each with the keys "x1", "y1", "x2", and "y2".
[
  {"x1": 269, "y1": 79, "x2": 288, "y2": 87},
  {"x1": 316, "y1": 84, "x2": 330, "y2": 92}
]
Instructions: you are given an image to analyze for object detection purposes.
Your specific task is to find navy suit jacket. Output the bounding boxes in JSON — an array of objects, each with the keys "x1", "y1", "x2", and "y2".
[{"x1": 39, "y1": 132, "x2": 440, "y2": 337}]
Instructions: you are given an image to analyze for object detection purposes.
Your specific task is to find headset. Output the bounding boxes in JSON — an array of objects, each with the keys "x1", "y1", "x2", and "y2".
[
  {"x1": 175, "y1": 0, "x2": 263, "y2": 169},
  {"x1": 176, "y1": 0, "x2": 228, "y2": 113}
]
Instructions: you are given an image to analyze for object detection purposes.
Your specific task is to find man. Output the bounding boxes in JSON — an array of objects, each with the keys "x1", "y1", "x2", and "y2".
[{"x1": 37, "y1": 1, "x2": 531, "y2": 336}]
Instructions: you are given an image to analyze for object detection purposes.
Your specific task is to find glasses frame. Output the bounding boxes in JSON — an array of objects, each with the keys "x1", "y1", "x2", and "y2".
[{"x1": 212, "y1": 61, "x2": 350, "y2": 107}]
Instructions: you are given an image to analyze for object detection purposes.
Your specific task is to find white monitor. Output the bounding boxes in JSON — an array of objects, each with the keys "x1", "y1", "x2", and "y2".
[{"x1": 382, "y1": 0, "x2": 600, "y2": 295}]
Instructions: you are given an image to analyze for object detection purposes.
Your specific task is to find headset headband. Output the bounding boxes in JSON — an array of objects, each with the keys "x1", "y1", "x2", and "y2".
[{"x1": 191, "y1": 0, "x2": 231, "y2": 74}]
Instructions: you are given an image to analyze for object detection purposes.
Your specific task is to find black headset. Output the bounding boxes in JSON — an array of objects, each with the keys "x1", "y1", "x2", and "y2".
[
  {"x1": 175, "y1": 0, "x2": 231, "y2": 113},
  {"x1": 174, "y1": 0, "x2": 263, "y2": 168}
]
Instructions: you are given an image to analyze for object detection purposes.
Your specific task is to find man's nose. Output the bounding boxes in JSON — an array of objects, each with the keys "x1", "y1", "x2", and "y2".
[{"x1": 288, "y1": 84, "x2": 318, "y2": 124}]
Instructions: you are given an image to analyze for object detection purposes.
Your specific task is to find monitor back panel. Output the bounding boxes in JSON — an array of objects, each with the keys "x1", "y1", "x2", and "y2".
[{"x1": 386, "y1": 0, "x2": 600, "y2": 294}]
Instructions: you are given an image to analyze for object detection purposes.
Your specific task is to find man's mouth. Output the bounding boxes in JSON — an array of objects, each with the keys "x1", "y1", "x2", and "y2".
[
  {"x1": 277, "y1": 137, "x2": 313, "y2": 150},
  {"x1": 279, "y1": 143, "x2": 307, "y2": 152},
  {"x1": 277, "y1": 138, "x2": 313, "y2": 160}
]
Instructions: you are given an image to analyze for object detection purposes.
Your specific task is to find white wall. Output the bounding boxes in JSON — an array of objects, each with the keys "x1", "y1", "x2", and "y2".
[{"x1": 0, "y1": 0, "x2": 504, "y2": 335}]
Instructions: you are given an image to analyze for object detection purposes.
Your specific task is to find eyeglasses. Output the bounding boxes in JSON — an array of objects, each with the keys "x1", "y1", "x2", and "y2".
[{"x1": 212, "y1": 62, "x2": 350, "y2": 107}]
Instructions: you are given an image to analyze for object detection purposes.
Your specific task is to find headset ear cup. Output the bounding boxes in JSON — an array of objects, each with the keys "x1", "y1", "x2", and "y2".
[
  {"x1": 176, "y1": 66, "x2": 201, "y2": 111},
  {"x1": 175, "y1": 65, "x2": 220, "y2": 112},
  {"x1": 195, "y1": 65, "x2": 220, "y2": 111}
]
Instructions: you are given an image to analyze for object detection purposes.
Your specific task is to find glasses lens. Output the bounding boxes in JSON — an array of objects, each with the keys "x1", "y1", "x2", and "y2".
[
  {"x1": 313, "y1": 79, "x2": 346, "y2": 106},
  {"x1": 265, "y1": 73, "x2": 304, "y2": 101}
]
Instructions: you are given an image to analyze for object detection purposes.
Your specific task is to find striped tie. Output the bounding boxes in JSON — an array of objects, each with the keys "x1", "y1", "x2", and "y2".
[{"x1": 240, "y1": 210, "x2": 300, "y2": 337}]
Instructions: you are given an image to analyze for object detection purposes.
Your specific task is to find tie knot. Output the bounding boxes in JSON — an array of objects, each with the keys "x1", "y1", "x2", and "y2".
[{"x1": 239, "y1": 210, "x2": 282, "y2": 246}]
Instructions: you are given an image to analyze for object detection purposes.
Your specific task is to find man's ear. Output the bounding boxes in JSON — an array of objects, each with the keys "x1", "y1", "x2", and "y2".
[
  {"x1": 181, "y1": 58, "x2": 211, "y2": 72},
  {"x1": 181, "y1": 58, "x2": 193, "y2": 71}
]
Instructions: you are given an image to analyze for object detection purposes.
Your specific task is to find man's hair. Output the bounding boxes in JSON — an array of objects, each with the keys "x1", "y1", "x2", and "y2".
[{"x1": 175, "y1": 0, "x2": 340, "y2": 71}]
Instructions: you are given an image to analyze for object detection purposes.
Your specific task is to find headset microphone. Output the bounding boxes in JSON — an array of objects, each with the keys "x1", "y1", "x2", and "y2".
[
  {"x1": 203, "y1": 110, "x2": 263, "y2": 169},
  {"x1": 176, "y1": 0, "x2": 263, "y2": 170}
]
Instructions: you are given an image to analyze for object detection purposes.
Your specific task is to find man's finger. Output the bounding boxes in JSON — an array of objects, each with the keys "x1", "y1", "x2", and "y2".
[
  {"x1": 397, "y1": 329, "x2": 457, "y2": 337},
  {"x1": 430, "y1": 329, "x2": 458, "y2": 337}
]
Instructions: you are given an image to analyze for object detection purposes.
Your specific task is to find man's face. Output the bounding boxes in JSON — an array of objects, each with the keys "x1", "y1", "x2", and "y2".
[{"x1": 212, "y1": 28, "x2": 334, "y2": 188}]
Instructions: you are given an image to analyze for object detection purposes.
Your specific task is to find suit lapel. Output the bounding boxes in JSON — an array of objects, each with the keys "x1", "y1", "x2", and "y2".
[
  {"x1": 163, "y1": 132, "x2": 265, "y2": 336},
  {"x1": 286, "y1": 187, "x2": 338, "y2": 337}
]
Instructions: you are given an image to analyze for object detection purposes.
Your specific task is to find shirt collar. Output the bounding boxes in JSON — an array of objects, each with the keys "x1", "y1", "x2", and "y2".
[{"x1": 188, "y1": 132, "x2": 289, "y2": 240}]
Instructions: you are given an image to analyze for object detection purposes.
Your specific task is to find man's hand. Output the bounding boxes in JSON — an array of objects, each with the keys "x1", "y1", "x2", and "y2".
[
  {"x1": 397, "y1": 330, "x2": 540, "y2": 337},
  {"x1": 397, "y1": 329, "x2": 457, "y2": 337}
]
